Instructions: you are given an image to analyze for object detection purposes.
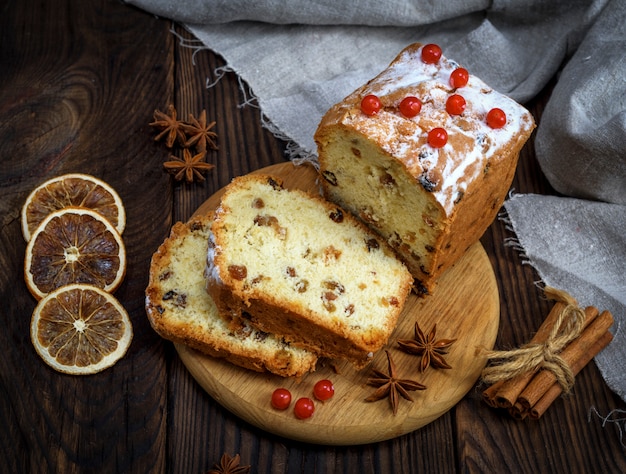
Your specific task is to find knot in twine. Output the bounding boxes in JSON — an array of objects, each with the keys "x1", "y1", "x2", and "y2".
[{"x1": 481, "y1": 287, "x2": 586, "y2": 393}]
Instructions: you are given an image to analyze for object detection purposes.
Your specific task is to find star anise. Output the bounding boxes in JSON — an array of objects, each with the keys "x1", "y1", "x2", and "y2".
[
  {"x1": 163, "y1": 148, "x2": 214, "y2": 183},
  {"x1": 150, "y1": 104, "x2": 186, "y2": 148},
  {"x1": 397, "y1": 322, "x2": 457, "y2": 372},
  {"x1": 182, "y1": 109, "x2": 218, "y2": 153},
  {"x1": 207, "y1": 453, "x2": 250, "y2": 474},
  {"x1": 365, "y1": 350, "x2": 425, "y2": 415}
]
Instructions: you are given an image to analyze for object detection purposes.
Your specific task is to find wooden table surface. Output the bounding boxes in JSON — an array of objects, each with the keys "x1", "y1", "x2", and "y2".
[{"x1": 1, "y1": 1, "x2": 625, "y2": 472}]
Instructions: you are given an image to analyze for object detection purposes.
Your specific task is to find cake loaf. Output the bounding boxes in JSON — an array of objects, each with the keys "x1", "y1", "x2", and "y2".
[
  {"x1": 206, "y1": 174, "x2": 412, "y2": 367},
  {"x1": 315, "y1": 43, "x2": 535, "y2": 294},
  {"x1": 145, "y1": 215, "x2": 318, "y2": 378}
]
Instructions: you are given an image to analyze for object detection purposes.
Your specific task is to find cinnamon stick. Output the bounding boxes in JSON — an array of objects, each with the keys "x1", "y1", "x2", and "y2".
[
  {"x1": 528, "y1": 328, "x2": 613, "y2": 419},
  {"x1": 482, "y1": 301, "x2": 567, "y2": 407},
  {"x1": 482, "y1": 304, "x2": 598, "y2": 408},
  {"x1": 482, "y1": 380, "x2": 504, "y2": 407},
  {"x1": 509, "y1": 401, "x2": 528, "y2": 420},
  {"x1": 518, "y1": 310, "x2": 614, "y2": 413}
]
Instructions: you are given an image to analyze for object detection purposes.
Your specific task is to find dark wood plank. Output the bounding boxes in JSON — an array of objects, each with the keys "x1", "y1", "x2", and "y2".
[{"x1": 0, "y1": 0, "x2": 173, "y2": 472}]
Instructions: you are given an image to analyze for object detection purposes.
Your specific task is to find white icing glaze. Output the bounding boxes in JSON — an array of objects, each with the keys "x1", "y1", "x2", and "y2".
[
  {"x1": 204, "y1": 229, "x2": 223, "y2": 285},
  {"x1": 340, "y1": 45, "x2": 534, "y2": 214}
]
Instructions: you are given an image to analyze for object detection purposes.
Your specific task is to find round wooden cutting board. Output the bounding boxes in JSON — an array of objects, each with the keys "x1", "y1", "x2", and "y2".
[{"x1": 177, "y1": 162, "x2": 500, "y2": 446}]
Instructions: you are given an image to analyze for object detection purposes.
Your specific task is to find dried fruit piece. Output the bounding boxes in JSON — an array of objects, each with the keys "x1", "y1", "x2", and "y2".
[
  {"x1": 366, "y1": 238, "x2": 380, "y2": 251},
  {"x1": 254, "y1": 214, "x2": 279, "y2": 227},
  {"x1": 30, "y1": 283, "x2": 133, "y2": 374},
  {"x1": 21, "y1": 173, "x2": 126, "y2": 242},
  {"x1": 228, "y1": 265, "x2": 247, "y2": 281},
  {"x1": 24, "y1": 207, "x2": 126, "y2": 300},
  {"x1": 322, "y1": 170, "x2": 338, "y2": 186},
  {"x1": 294, "y1": 279, "x2": 309, "y2": 293},
  {"x1": 254, "y1": 214, "x2": 286, "y2": 239},
  {"x1": 329, "y1": 208, "x2": 344, "y2": 223}
]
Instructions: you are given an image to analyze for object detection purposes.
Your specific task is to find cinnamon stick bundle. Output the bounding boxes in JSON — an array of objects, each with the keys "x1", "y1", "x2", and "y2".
[{"x1": 481, "y1": 287, "x2": 614, "y2": 420}]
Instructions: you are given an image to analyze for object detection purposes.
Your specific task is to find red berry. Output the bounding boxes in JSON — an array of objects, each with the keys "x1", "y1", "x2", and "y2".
[
  {"x1": 428, "y1": 128, "x2": 448, "y2": 148},
  {"x1": 421, "y1": 44, "x2": 442, "y2": 64},
  {"x1": 446, "y1": 94, "x2": 466, "y2": 115},
  {"x1": 399, "y1": 96, "x2": 422, "y2": 118},
  {"x1": 361, "y1": 94, "x2": 382, "y2": 116},
  {"x1": 450, "y1": 68, "x2": 469, "y2": 88},
  {"x1": 313, "y1": 379, "x2": 335, "y2": 401},
  {"x1": 271, "y1": 388, "x2": 292, "y2": 410},
  {"x1": 294, "y1": 397, "x2": 315, "y2": 419},
  {"x1": 486, "y1": 108, "x2": 507, "y2": 128}
]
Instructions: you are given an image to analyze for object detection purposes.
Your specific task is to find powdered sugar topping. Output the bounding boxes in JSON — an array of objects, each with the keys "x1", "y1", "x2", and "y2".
[{"x1": 341, "y1": 45, "x2": 534, "y2": 214}]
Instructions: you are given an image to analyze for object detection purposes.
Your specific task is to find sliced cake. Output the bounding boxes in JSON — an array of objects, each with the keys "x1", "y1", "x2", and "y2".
[
  {"x1": 206, "y1": 174, "x2": 413, "y2": 367},
  {"x1": 145, "y1": 215, "x2": 318, "y2": 378}
]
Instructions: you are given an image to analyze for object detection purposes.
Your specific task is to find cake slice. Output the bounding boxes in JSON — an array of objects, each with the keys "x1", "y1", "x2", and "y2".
[
  {"x1": 315, "y1": 42, "x2": 535, "y2": 295},
  {"x1": 145, "y1": 215, "x2": 318, "y2": 378},
  {"x1": 206, "y1": 174, "x2": 412, "y2": 367}
]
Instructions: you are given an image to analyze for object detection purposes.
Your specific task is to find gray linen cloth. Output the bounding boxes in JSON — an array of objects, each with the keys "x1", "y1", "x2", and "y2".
[{"x1": 127, "y1": 0, "x2": 626, "y2": 402}]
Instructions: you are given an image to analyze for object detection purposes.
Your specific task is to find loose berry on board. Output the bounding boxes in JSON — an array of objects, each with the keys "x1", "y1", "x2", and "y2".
[
  {"x1": 294, "y1": 397, "x2": 315, "y2": 419},
  {"x1": 271, "y1": 388, "x2": 292, "y2": 410},
  {"x1": 313, "y1": 379, "x2": 335, "y2": 401},
  {"x1": 361, "y1": 94, "x2": 382, "y2": 116}
]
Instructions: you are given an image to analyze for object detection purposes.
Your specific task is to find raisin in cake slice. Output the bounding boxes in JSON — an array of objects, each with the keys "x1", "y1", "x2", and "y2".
[
  {"x1": 206, "y1": 174, "x2": 412, "y2": 367},
  {"x1": 145, "y1": 215, "x2": 318, "y2": 378},
  {"x1": 315, "y1": 42, "x2": 535, "y2": 295}
]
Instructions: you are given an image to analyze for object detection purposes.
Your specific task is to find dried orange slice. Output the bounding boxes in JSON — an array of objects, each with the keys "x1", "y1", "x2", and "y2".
[
  {"x1": 25, "y1": 207, "x2": 126, "y2": 300},
  {"x1": 21, "y1": 173, "x2": 126, "y2": 242},
  {"x1": 31, "y1": 284, "x2": 133, "y2": 374}
]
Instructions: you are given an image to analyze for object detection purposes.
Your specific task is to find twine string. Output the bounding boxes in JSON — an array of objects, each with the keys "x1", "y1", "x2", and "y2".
[{"x1": 481, "y1": 287, "x2": 586, "y2": 393}]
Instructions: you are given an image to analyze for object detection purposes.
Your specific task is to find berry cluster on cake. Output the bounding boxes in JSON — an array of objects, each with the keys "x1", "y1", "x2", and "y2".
[{"x1": 315, "y1": 43, "x2": 535, "y2": 294}]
